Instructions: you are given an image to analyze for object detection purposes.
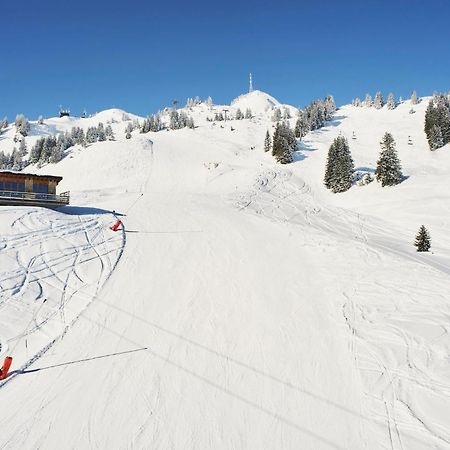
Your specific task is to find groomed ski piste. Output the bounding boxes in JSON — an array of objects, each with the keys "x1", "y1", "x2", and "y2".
[{"x1": 0, "y1": 91, "x2": 450, "y2": 449}]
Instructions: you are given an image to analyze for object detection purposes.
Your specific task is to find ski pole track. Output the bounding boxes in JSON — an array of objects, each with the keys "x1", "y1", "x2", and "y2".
[
  {"x1": 235, "y1": 167, "x2": 450, "y2": 447},
  {"x1": 0, "y1": 207, "x2": 126, "y2": 388},
  {"x1": 342, "y1": 264, "x2": 450, "y2": 448}
]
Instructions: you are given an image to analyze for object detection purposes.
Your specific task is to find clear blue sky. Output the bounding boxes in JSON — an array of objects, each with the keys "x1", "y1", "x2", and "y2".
[{"x1": 1, "y1": 0, "x2": 449, "y2": 119}]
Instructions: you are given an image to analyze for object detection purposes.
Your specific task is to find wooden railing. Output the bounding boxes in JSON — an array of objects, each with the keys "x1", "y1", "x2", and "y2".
[{"x1": 0, "y1": 190, "x2": 70, "y2": 204}]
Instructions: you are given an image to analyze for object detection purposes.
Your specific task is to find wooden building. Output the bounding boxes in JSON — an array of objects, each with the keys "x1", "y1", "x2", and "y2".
[{"x1": 0, "y1": 171, "x2": 69, "y2": 208}]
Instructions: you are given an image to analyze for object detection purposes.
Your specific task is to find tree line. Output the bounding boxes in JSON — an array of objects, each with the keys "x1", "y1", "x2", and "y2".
[{"x1": 264, "y1": 95, "x2": 336, "y2": 164}]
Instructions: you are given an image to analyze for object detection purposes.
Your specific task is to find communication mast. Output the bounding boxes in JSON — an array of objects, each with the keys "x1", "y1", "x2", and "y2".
[{"x1": 249, "y1": 73, "x2": 253, "y2": 93}]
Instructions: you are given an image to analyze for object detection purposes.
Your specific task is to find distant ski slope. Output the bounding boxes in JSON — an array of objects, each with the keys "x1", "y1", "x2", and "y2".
[{"x1": 0, "y1": 93, "x2": 449, "y2": 449}]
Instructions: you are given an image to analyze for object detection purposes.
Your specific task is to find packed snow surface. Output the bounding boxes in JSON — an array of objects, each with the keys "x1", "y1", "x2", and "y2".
[{"x1": 0, "y1": 94, "x2": 450, "y2": 449}]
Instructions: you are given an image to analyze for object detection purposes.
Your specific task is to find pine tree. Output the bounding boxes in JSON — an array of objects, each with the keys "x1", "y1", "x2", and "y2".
[
  {"x1": 429, "y1": 125, "x2": 444, "y2": 150},
  {"x1": 375, "y1": 132, "x2": 403, "y2": 186},
  {"x1": 364, "y1": 94, "x2": 373, "y2": 107},
  {"x1": 272, "y1": 108, "x2": 282, "y2": 122},
  {"x1": 49, "y1": 142, "x2": 63, "y2": 164},
  {"x1": 235, "y1": 108, "x2": 244, "y2": 120},
  {"x1": 18, "y1": 139, "x2": 27, "y2": 156},
  {"x1": 0, "y1": 117, "x2": 8, "y2": 130},
  {"x1": 245, "y1": 108, "x2": 252, "y2": 119},
  {"x1": 125, "y1": 122, "x2": 133, "y2": 135},
  {"x1": 411, "y1": 90, "x2": 419, "y2": 105},
  {"x1": 264, "y1": 130, "x2": 272, "y2": 152},
  {"x1": 86, "y1": 127, "x2": 98, "y2": 143},
  {"x1": 272, "y1": 122, "x2": 295, "y2": 164},
  {"x1": 324, "y1": 95, "x2": 336, "y2": 120},
  {"x1": 30, "y1": 138, "x2": 44, "y2": 164},
  {"x1": 15, "y1": 114, "x2": 30, "y2": 136},
  {"x1": 324, "y1": 136, "x2": 354, "y2": 193},
  {"x1": 414, "y1": 225, "x2": 431, "y2": 252},
  {"x1": 386, "y1": 93, "x2": 396, "y2": 110},
  {"x1": 105, "y1": 125, "x2": 115, "y2": 140},
  {"x1": 374, "y1": 92, "x2": 384, "y2": 109},
  {"x1": 97, "y1": 123, "x2": 106, "y2": 141},
  {"x1": 38, "y1": 115, "x2": 44, "y2": 125},
  {"x1": 424, "y1": 96, "x2": 450, "y2": 150}
]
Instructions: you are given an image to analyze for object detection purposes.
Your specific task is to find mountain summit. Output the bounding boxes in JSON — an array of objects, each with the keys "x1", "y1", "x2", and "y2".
[{"x1": 230, "y1": 90, "x2": 280, "y2": 114}]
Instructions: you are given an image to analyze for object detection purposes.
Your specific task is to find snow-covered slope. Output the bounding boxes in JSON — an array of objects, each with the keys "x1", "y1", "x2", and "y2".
[
  {"x1": 1, "y1": 94, "x2": 450, "y2": 449},
  {"x1": 231, "y1": 89, "x2": 280, "y2": 112}
]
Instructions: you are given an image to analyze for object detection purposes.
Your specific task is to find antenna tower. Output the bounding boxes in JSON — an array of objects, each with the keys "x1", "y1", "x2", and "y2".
[{"x1": 249, "y1": 73, "x2": 253, "y2": 93}]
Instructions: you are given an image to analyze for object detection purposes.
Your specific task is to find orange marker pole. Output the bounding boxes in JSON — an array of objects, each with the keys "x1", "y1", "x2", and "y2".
[
  {"x1": 110, "y1": 220, "x2": 122, "y2": 231},
  {"x1": 0, "y1": 356, "x2": 13, "y2": 380}
]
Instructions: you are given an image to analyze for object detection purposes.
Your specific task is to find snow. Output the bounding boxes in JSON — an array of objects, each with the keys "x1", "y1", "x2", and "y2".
[
  {"x1": 0, "y1": 93, "x2": 450, "y2": 449},
  {"x1": 231, "y1": 89, "x2": 281, "y2": 113}
]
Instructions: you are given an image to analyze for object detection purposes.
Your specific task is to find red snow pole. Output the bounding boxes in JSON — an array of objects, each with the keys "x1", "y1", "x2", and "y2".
[
  {"x1": 0, "y1": 356, "x2": 13, "y2": 380},
  {"x1": 110, "y1": 219, "x2": 122, "y2": 231}
]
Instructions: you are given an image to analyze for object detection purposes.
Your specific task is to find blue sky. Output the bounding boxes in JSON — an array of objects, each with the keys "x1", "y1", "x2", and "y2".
[{"x1": 1, "y1": 0, "x2": 449, "y2": 119}]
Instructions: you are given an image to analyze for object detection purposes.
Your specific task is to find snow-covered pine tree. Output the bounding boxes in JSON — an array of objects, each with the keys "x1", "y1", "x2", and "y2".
[
  {"x1": 11, "y1": 148, "x2": 22, "y2": 170},
  {"x1": 245, "y1": 108, "x2": 252, "y2": 119},
  {"x1": 272, "y1": 108, "x2": 282, "y2": 122},
  {"x1": 0, "y1": 117, "x2": 8, "y2": 130},
  {"x1": 374, "y1": 92, "x2": 384, "y2": 109},
  {"x1": 414, "y1": 225, "x2": 431, "y2": 252},
  {"x1": 272, "y1": 122, "x2": 296, "y2": 164},
  {"x1": 353, "y1": 98, "x2": 362, "y2": 107},
  {"x1": 364, "y1": 94, "x2": 373, "y2": 107},
  {"x1": 324, "y1": 95, "x2": 336, "y2": 120},
  {"x1": 30, "y1": 138, "x2": 44, "y2": 164},
  {"x1": 429, "y1": 125, "x2": 444, "y2": 150},
  {"x1": 97, "y1": 123, "x2": 106, "y2": 141},
  {"x1": 424, "y1": 96, "x2": 450, "y2": 150},
  {"x1": 386, "y1": 93, "x2": 396, "y2": 110},
  {"x1": 324, "y1": 136, "x2": 354, "y2": 193},
  {"x1": 15, "y1": 114, "x2": 30, "y2": 136},
  {"x1": 205, "y1": 96, "x2": 213, "y2": 110},
  {"x1": 283, "y1": 108, "x2": 291, "y2": 119},
  {"x1": 264, "y1": 130, "x2": 272, "y2": 152},
  {"x1": 186, "y1": 117, "x2": 195, "y2": 129},
  {"x1": 105, "y1": 125, "x2": 115, "y2": 140},
  {"x1": 170, "y1": 110, "x2": 180, "y2": 129},
  {"x1": 294, "y1": 112, "x2": 308, "y2": 138},
  {"x1": 294, "y1": 118, "x2": 303, "y2": 138},
  {"x1": 39, "y1": 136, "x2": 56, "y2": 165},
  {"x1": 235, "y1": 108, "x2": 243, "y2": 120},
  {"x1": 38, "y1": 115, "x2": 44, "y2": 125},
  {"x1": 411, "y1": 90, "x2": 419, "y2": 105},
  {"x1": 125, "y1": 122, "x2": 133, "y2": 135},
  {"x1": 436, "y1": 96, "x2": 450, "y2": 144},
  {"x1": 18, "y1": 139, "x2": 27, "y2": 157},
  {"x1": 375, "y1": 132, "x2": 403, "y2": 186},
  {"x1": 49, "y1": 141, "x2": 63, "y2": 164},
  {"x1": 86, "y1": 127, "x2": 98, "y2": 143}
]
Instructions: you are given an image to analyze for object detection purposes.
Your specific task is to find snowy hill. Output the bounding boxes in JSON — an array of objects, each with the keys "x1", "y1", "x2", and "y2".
[
  {"x1": 231, "y1": 89, "x2": 280, "y2": 112},
  {"x1": 1, "y1": 93, "x2": 450, "y2": 449}
]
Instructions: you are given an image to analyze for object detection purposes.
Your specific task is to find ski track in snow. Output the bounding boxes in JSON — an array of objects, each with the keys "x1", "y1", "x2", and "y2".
[
  {"x1": 0, "y1": 97, "x2": 449, "y2": 449},
  {"x1": 232, "y1": 162, "x2": 450, "y2": 449},
  {"x1": 0, "y1": 207, "x2": 125, "y2": 384}
]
